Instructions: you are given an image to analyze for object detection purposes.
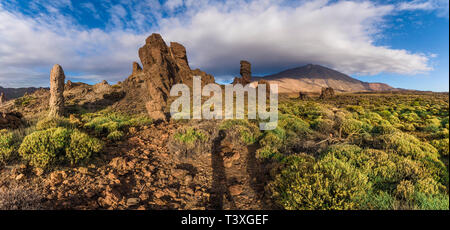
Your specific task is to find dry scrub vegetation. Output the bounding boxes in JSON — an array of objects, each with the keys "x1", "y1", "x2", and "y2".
[{"x1": 1, "y1": 92, "x2": 449, "y2": 210}]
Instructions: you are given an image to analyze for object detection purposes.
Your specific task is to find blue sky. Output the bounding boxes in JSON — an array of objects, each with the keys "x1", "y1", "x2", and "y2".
[{"x1": 0, "y1": 0, "x2": 448, "y2": 91}]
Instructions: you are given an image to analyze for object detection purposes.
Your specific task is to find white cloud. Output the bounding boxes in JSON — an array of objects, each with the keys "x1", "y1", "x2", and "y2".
[
  {"x1": 160, "y1": 0, "x2": 432, "y2": 76},
  {"x1": 0, "y1": 0, "x2": 437, "y2": 88},
  {"x1": 398, "y1": 1, "x2": 434, "y2": 10},
  {"x1": 165, "y1": 0, "x2": 184, "y2": 11},
  {"x1": 0, "y1": 5, "x2": 145, "y2": 87},
  {"x1": 398, "y1": 0, "x2": 449, "y2": 17}
]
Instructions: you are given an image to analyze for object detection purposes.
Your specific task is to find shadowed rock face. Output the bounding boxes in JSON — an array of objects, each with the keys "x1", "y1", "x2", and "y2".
[
  {"x1": 240, "y1": 61, "x2": 251, "y2": 83},
  {"x1": 320, "y1": 87, "x2": 335, "y2": 99},
  {"x1": 120, "y1": 33, "x2": 215, "y2": 121},
  {"x1": 48, "y1": 64, "x2": 65, "y2": 117},
  {"x1": 233, "y1": 60, "x2": 252, "y2": 85},
  {"x1": 132, "y1": 62, "x2": 142, "y2": 75},
  {"x1": 0, "y1": 111, "x2": 23, "y2": 129}
]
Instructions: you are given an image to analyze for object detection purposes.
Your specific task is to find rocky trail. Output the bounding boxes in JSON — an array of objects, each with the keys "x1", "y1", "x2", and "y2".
[{"x1": 0, "y1": 121, "x2": 273, "y2": 210}]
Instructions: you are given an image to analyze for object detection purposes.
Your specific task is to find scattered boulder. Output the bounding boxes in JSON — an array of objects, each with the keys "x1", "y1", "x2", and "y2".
[
  {"x1": 320, "y1": 87, "x2": 335, "y2": 99},
  {"x1": 48, "y1": 64, "x2": 65, "y2": 117},
  {"x1": 233, "y1": 60, "x2": 252, "y2": 85}
]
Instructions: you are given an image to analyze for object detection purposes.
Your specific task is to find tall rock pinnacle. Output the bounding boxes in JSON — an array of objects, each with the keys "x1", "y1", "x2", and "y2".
[
  {"x1": 121, "y1": 33, "x2": 215, "y2": 121},
  {"x1": 0, "y1": 92, "x2": 6, "y2": 104},
  {"x1": 48, "y1": 64, "x2": 65, "y2": 117},
  {"x1": 233, "y1": 60, "x2": 252, "y2": 85}
]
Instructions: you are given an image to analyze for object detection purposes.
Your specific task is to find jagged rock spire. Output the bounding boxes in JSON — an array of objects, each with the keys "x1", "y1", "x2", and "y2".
[{"x1": 48, "y1": 64, "x2": 65, "y2": 117}]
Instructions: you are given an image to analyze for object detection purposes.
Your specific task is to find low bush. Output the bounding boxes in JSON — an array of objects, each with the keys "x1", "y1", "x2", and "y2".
[
  {"x1": 82, "y1": 110, "x2": 152, "y2": 140},
  {"x1": 19, "y1": 127, "x2": 71, "y2": 168},
  {"x1": 18, "y1": 127, "x2": 102, "y2": 168},
  {"x1": 270, "y1": 154, "x2": 370, "y2": 210},
  {"x1": 0, "y1": 130, "x2": 21, "y2": 163},
  {"x1": 66, "y1": 130, "x2": 103, "y2": 165},
  {"x1": 174, "y1": 127, "x2": 208, "y2": 145},
  {"x1": 14, "y1": 95, "x2": 35, "y2": 107},
  {"x1": 35, "y1": 117, "x2": 74, "y2": 131},
  {"x1": 220, "y1": 119, "x2": 261, "y2": 145}
]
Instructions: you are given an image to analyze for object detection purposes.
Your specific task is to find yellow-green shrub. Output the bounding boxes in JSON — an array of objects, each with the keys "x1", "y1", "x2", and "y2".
[
  {"x1": 19, "y1": 128, "x2": 71, "y2": 168},
  {"x1": 174, "y1": 128, "x2": 208, "y2": 145},
  {"x1": 220, "y1": 120, "x2": 261, "y2": 145},
  {"x1": 82, "y1": 111, "x2": 152, "y2": 140},
  {"x1": 0, "y1": 130, "x2": 20, "y2": 163},
  {"x1": 18, "y1": 127, "x2": 102, "y2": 168},
  {"x1": 36, "y1": 117, "x2": 73, "y2": 130},
  {"x1": 270, "y1": 154, "x2": 370, "y2": 210},
  {"x1": 66, "y1": 130, "x2": 103, "y2": 165}
]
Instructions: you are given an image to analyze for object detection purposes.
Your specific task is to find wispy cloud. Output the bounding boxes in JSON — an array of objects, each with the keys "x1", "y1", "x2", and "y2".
[
  {"x1": 0, "y1": 0, "x2": 441, "y2": 88},
  {"x1": 398, "y1": 0, "x2": 449, "y2": 17}
]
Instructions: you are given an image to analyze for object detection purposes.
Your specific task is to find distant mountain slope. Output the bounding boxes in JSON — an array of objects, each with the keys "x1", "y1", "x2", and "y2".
[
  {"x1": 0, "y1": 86, "x2": 47, "y2": 100},
  {"x1": 252, "y1": 64, "x2": 397, "y2": 94}
]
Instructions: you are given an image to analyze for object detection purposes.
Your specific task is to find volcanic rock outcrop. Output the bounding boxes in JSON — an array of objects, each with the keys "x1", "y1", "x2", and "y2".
[
  {"x1": 48, "y1": 64, "x2": 65, "y2": 118},
  {"x1": 132, "y1": 62, "x2": 142, "y2": 75},
  {"x1": 298, "y1": 91, "x2": 307, "y2": 100},
  {"x1": 120, "y1": 33, "x2": 215, "y2": 120},
  {"x1": 233, "y1": 60, "x2": 252, "y2": 85},
  {"x1": 0, "y1": 92, "x2": 5, "y2": 104},
  {"x1": 320, "y1": 87, "x2": 335, "y2": 99}
]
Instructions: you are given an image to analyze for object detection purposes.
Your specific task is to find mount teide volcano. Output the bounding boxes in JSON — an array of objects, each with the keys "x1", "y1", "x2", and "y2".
[{"x1": 252, "y1": 64, "x2": 396, "y2": 94}]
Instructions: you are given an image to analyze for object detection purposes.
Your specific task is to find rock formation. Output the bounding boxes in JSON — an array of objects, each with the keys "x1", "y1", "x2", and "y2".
[
  {"x1": 320, "y1": 87, "x2": 335, "y2": 99},
  {"x1": 48, "y1": 64, "x2": 65, "y2": 117},
  {"x1": 65, "y1": 80, "x2": 73, "y2": 90},
  {"x1": 298, "y1": 91, "x2": 307, "y2": 100},
  {"x1": 233, "y1": 60, "x2": 252, "y2": 85},
  {"x1": 120, "y1": 33, "x2": 215, "y2": 120},
  {"x1": 132, "y1": 62, "x2": 142, "y2": 75},
  {"x1": 0, "y1": 92, "x2": 6, "y2": 104},
  {"x1": 0, "y1": 111, "x2": 23, "y2": 129}
]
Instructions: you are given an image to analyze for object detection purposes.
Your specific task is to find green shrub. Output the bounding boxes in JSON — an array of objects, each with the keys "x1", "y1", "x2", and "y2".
[
  {"x1": 424, "y1": 118, "x2": 441, "y2": 133},
  {"x1": 19, "y1": 128, "x2": 71, "y2": 168},
  {"x1": 310, "y1": 118, "x2": 334, "y2": 134},
  {"x1": 270, "y1": 154, "x2": 370, "y2": 210},
  {"x1": 0, "y1": 130, "x2": 21, "y2": 163},
  {"x1": 36, "y1": 117, "x2": 73, "y2": 130},
  {"x1": 413, "y1": 192, "x2": 449, "y2": 210},
  {"x1": 340, "y1": 118, "x2": 371, "y2": 136},
  {"x1": 220, "y1": 120, "x2": 261, "y2": 145},
  {"x1": 257, "y1": 127, "x2": 286, "y2": 159},
  {"x1": 346, "y1": 105, "x2": 365, "y2": 114},
  {"x1": 107, "y1": 130, "x2": 124, "y2": 141},
  {"x1": 174, "y1": 128, "x2": 208, "y2": 145},
  {"x1": 66, "y1": 130, "x2": 103, "y2": 165},
  {"x1": 360, "y1": 191, "x2": 394, "y2": 210},
  {"x1": 82, "y1": 110, "x2": 152, "y2": 139},
  {"x1": 14, "y1": 95, "x2": 35, "y2": 107},
  {"x1": 18, "y1": 127, "x2": 102, "y2": 168},
  {"x1": 431, "y1": 139, "x2": 449, "y2": 157},
  {"x1": 279, "y1": 115, "x2": 311, "y2": 138},
  {"x1": 377, "y1": 131, "x2": 439, "y2": 160},
  {"x1": 372, "y1": 123, "x2": 397, "y2": 135}
]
